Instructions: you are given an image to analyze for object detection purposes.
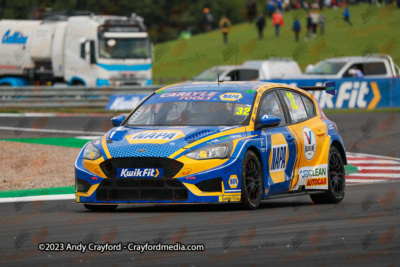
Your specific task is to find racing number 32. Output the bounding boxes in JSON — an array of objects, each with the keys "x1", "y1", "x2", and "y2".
[{"x1": 236, "y1": 107, "x2": 251, "y2": 115}]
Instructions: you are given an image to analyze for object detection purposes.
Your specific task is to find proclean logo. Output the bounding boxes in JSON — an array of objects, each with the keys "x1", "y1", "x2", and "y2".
[
  {"x1": 126, "y1": 130, "x2": 185, "y2": 144},
  {"x1": 220, "y1": 93, "x2": 243, "y2": 101},
  {"x1": 2, "y1": 30, "x2": 28, "y2": 45}
]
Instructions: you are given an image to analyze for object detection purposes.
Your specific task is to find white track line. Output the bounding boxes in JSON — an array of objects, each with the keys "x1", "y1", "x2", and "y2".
[
  {"x1": 0, "y1": 126, "x2": 105, "y2": 135},
  {"x1": 347, "y1": 152, "x2": 400, "y2": 162},
  {"x1": 347, "y1": 173, "x2": 400, "y2": 178},
  {"x1": 348, "y1": 160, "x2": 400, "y2": 164},
  {"x1": 0, "y1": 113, "x2": 57, "y2": 117},
  {"x1": 347, "y1": 179, "x2": 383, "y2": 183},
  {"x1": 357, "y1": 167, "x2": 400, "y2": 170},
  {"x1": 0, "y1": 194, "x2": 75, "y2": 203}
]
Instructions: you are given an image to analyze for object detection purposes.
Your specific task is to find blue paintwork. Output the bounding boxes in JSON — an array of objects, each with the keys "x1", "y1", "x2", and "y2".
[
  {"x1": 259, "y1": 114, "x2": 281, "y2": 126},
  {"x1": 97, "y1": 63, "x2": 152, "y2": 71},
  {"x1": 111, "y1": 115, "x2": 126, "y2": 127},
  {"x1": 0, "y1": 77, "x2": 30, "y2": 86}
]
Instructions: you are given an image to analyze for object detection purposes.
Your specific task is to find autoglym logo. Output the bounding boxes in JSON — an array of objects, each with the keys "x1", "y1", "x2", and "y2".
[
  {"x1": 126, "y1": 130, "x2": 185, "y2": 144},
  {"x1": 303, "y1": 127, "x2": 316, "y2": 160},
  {"x1": 270, "y1": 144, "x2": 288, "y2": 173},
  {"x1": 220, "y1": 93, "x2": 243, "y2": 101}
]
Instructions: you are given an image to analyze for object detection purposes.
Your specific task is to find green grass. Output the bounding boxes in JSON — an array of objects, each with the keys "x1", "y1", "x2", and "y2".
[{"x1": 152, "y1": 3, "x2": 400, "y2": 82}]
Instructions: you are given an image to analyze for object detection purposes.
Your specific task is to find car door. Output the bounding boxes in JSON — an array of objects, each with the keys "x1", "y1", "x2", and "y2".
[
  {"x1": 256, "y1": 90, "x2": 297, "y2": 195},
  {"x1": 278, "y1": 89, "x2": 330, "y2": 191}
]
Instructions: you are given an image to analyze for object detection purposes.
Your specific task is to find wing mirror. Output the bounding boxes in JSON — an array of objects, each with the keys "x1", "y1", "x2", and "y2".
[
  {"x1": 259, "y1": 114, "x2": 281, "y2": 128},
  {"x1": 111, "y1": 115, "x2": 126, "y2": 127}
]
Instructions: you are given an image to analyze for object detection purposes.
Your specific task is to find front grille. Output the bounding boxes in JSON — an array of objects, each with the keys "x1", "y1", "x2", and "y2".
[
  {"x1": 96, "y1": 178, "x2": 188, "y2": 201},
  {"x1": 100, "y1": 157, "x2": 184, "y2": 179},
  {"x1": 195, "y1": 178, "x2": 223, "y2": 192}
]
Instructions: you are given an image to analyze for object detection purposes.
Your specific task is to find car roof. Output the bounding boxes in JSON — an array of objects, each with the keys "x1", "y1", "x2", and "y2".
[
  {"x1": 322, "y1": 56, "x2": 386, "y2": 63},
  {"x1": 159, "y1": 81, "x2": 272, "y2": 93},
  {"x1": 157, "y1": 81, "x2": 315, "y2": 99}
]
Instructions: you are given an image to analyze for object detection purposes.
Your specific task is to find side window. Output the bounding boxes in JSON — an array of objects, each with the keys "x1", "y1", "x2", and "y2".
[
  {"x1": 237, "y1": 69, "x2": 259, "y2": 81},
  {"x1": 80, "y1": 43, "x2": 85, "y2": 59},
  {"x1": 343, "y1": 63, "x2": 364, "y2": 77},
  {"x1": 279, "y1": 90, "x2": 308, "y2": 123},
  {"x1": 363, "y1": 62, "x2": 387, "y2": 75},
  {"x1": 259, "y1": 91, "x2": 285, "y2": 125},
  {"x1": 301, "y1": 95, "x2": 316, "y2": 117}
]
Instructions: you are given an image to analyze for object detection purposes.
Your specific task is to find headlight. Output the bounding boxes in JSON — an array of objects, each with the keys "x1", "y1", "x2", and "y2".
[
  {"x1": 186, "y1": 142, "x2": 233, "y2": 160},
  {"x1": 83, "y1": 142, "x2": 102, "y2": 160}
]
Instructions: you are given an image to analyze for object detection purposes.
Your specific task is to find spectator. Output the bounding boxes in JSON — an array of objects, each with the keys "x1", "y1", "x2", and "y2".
[
  {"x1": 343, "y1": 5, "x2": 352, "y2": 26},
  {"x1": 305, "y1": 13, "x2": 312, "y2": 41},
  {"x1": 246, "y1": 0, "x2": 257, "y2": 23},
  {"x1": 256, "y1": 13, "x2": 266, "y2": 40},
  {"x1": 203, "y1": 7, "x2": 214, "y2": 32},
  {"x1": 319, "y1": 12, "x2": 326, "y2": 35},
  {"x1": 272, "y1": 10, "x2": 284, "y2": 37},
  {"x1": 292, "y1": 17, "x2": 301, "y2": 42},
  {"x1": 310, "y1": 7, "x2": 319, "y2": 38},
  {"x1": 219, "y1": 16, "x2": 232, "y2": 45},
  {"x1": 266, "y1": 0, "x2": 276, "y2": 18}
]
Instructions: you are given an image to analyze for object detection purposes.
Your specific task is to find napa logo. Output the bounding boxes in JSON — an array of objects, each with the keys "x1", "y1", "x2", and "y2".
[
  {"x1": 220, "y1": 93, "x2": 242, "y2": 101},
  {"x1": 270, "y1": 144, "x2": 288, "y2": 173},
  {"x1": 2, "y1": 30, "x2": 28, "y2": 45},
  {"x1": 228, "y1": 175, "x2": 239, "y2": 189},
  {"x1": 126, "y1": 130, "x2": 185, "y2": 144},
  {"x1": 303, "y1": 127, "x2": 316, "y2": 160}
]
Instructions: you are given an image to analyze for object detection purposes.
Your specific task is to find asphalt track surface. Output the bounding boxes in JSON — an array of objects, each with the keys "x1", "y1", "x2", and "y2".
[{"x1": 0, "y1": 112, "x2": 400, "y2": 266}]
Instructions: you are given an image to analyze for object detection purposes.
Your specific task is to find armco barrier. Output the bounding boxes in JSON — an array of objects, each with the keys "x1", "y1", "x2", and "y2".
[
  {"x1": 0, "y1": 86, "x2": 161, "y2": 108},
  {"x1": 1, "y1": 78, "x2": 400, "y2": 109},
  {"x1": 265, "y1": 77, "x2": 400, "y2": 109}
]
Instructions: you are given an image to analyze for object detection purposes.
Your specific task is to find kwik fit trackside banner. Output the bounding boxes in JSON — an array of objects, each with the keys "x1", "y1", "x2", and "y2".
[
  {"x1": 106, "y1": 94, "x2": 147, "y2": 111},
  {"x1": 266, "y1": 78, "x2": 400, "y2": 109}
]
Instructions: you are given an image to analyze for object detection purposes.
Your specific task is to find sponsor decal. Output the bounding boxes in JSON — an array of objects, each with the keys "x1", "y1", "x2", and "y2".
[
  {"x1": 286, "y1": 92, "x2": 299, "y2": 110},
  {"x1": 270, "y1": 144, "x2": 288, "y2": 173},
  {"x1": 117, "y1": 168, "x2": 162, "y2": 178},
  {"x1": 220, "y1": 93, "x2": 243, "y2": 101},
  {"x1": 126, "y1": 130, "x2": 184, "y2": 144},
  {"x1": 229, "y1": 175, "x2": 239, "y2": 189},
  {"x1": 185, "y1": 176, "x2": 196, "y2": 180},
  {"x1": 303, "y1": 127, "x2": 316, "y2": 160},
  {"x1": 219, "y1": 195, "x2": 241, "y2": 202},
  {"x1": 299, "y1": 164, "x2": 328, "y2": 179},
  {"x1": 106, "y1": 95, "x2": 146, "y2": 111},
  {"x1": 160, "y1": 91, "x2": 217, "y2": 101},
  {"x1": 137, "y1": 149, "x2": 147, "y2": 152},
  {"x1": 181, "y1": 168, "x2": 192, "y2": 175},
  {"x1": 2, "y1": 30, "x2": 28, "y2": 44},
  {"x1": 306, "y1": 177, "x2": 327, "y2": 187}
]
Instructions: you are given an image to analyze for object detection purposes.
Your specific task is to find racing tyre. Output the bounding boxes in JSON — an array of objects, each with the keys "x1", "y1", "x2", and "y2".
[
  {"x1": 84, "y1": 204, "x2": 118, "y2": 212},
  {"x1": 310, "y1": 146, "x2": 345, "y2": 204},
  {"x1": 241, "y1": 150, "x2": 263, "y2": 210}
]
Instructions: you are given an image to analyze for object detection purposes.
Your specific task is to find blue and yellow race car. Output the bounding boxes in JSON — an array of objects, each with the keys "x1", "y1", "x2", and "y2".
[{"x1": 75, "y1": 81, "x2": 346, "y2": 210}]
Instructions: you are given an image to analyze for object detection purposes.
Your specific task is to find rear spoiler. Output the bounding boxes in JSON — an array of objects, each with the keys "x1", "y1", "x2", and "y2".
[{"x1": 298, "y1": 82, "x2": 336, "y2": 96}]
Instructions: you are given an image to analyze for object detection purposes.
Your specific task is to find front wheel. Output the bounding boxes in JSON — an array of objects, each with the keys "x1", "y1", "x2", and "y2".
[
  {"x1": 310, "y1": 146, "x2": 345, "y2": 204},
  {"x1": 84, "y1": 204, "x2": 118, "y2": 212},
  {"x1": 241, "y1": 150, "x2": 263, "y2": 210}
]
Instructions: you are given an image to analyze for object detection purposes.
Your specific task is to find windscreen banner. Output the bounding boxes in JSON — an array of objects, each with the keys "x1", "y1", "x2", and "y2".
[{"x1": 265, "y1": 78, "x2": 400, "y2": 109}]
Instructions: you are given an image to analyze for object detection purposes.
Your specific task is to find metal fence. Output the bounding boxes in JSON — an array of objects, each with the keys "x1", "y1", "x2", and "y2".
[{"x1": 0, "y1": 86, "x2": 163, "y2": 108}]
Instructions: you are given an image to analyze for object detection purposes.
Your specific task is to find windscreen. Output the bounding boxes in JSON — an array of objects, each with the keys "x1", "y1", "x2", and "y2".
[
  {"x1": 125, "y1": 90, "x2": 256, "y2": 126},
  {"x1": 306, "y1": 61, "x2": 346, "y2": 75},
  {"x1": 99, "y1": 37, "x2": 150, "y2": 59}
]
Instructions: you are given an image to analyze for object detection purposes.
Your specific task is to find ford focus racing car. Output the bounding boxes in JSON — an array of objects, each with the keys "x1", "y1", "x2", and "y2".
[{"x1": 75, "y1": 81, "x2": 346, "y2": 210}]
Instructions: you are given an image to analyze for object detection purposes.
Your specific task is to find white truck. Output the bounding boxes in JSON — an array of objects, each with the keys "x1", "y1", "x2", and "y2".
[
  {"x1": 0, "y1": 14, "x2": 152, "y2": 87},
  {"x1": 192, "y1": 58, "x2": 302, "y2": 82},
  {"x1": 303, "y1": 55, "x2": 400, "y2": 78}
]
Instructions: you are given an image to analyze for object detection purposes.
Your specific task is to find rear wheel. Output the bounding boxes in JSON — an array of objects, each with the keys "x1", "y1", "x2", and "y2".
[
  {"x1": 241, "y1": 150, "x2": 263, "y2": 210},
  {"x1": 84, "y1": 204, "x2": 118, "y2": 212},
  {"x1": 310, "y1": 146, "x2": 345, "y2": 204}
]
